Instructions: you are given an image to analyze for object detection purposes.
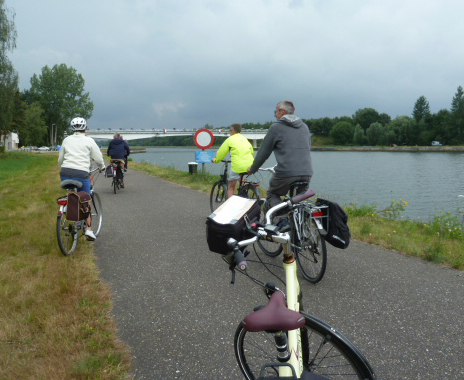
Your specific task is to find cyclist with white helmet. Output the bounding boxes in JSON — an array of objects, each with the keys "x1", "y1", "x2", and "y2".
[{"x1": 58, "y1": 117, "x2": 105, "y2": 241}]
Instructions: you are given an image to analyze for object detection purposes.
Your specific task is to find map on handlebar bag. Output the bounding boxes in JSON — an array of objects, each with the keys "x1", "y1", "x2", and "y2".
[{"x1": 210, "y1": 196, "x2": 258, "y2": 224}]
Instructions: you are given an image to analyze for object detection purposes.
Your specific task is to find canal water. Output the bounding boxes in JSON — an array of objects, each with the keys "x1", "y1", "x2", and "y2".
[{"x1": 132, "y1": 147, "x2": 464, "y2": 220}]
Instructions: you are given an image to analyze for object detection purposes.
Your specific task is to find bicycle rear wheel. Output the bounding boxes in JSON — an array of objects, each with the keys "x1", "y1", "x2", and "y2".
[
  {"x1": 293, "y1": 208, "x2": 327, "y2": 283},
  {"x1": 256, "y1": 200, "x2": 283, "y2": 257},
  {"x1": 234, "y1": 312, "x2": 376, "y2": 380},
  {"x1": 57, "y1": 213, "x2": 78, "y2": 256},
  {"x1": 237, "y1": 183, "x2": 260, "y2": 200},
  {"x1": 91, "y1": 192, "x2": 103, "y2": 237},
  {"x1": 112, "y1": 177, "x2": 118, "y2": 194},
  {"x1": 210, "y1": 181, "x2": 227, "y2": 212}
]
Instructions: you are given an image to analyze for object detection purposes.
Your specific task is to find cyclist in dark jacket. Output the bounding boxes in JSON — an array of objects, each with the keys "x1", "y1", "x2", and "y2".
[{"x1": 107, "y1": 133, "x2": 130, "y2": 170}]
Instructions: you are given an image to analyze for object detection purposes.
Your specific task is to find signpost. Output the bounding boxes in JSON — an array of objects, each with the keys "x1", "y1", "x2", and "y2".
[{"x1": 193, "y1": 129, "x2": 215, "y2": 173}]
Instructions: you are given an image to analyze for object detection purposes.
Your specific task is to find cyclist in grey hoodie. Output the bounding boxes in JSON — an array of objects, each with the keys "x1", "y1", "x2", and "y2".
[{"x1": 248, "y1": 100, "x2": 313, "y2": 224}]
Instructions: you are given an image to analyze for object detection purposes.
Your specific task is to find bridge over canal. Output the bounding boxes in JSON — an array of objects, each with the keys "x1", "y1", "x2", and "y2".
[{"x1": 86, "y1": 129, "x2": 268, "y2": 148}]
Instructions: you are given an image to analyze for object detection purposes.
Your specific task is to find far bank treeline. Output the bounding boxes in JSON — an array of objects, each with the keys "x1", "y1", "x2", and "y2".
[{"x1": 128, "y1": 88, "x2": 464, "y2": 148}]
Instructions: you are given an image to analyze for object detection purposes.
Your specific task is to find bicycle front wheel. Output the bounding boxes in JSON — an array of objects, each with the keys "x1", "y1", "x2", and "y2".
[
  {"x1": 210, "y1": 181, "x2": 227, "y2": 212},
  {"x1": 234, "y1": 312, "x2": 376, "y2": 380},
  {"x1": 293, "y1": 209, "x2": 327, "y2": 283},
  {"x1": 256, "y1": 200, "x2": 283, "y2": 257},
  {"x1": 91, "y1": 192, "x2": 103, "y2": 237},
  {"x1": 57, "y1": 213, "x2": 78, "y2": 256}
]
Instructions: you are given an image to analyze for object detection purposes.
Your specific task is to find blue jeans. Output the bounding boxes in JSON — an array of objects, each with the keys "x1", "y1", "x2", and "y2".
[{"x1": 60, "y1": 176, "x2": 91, "y2": 195}]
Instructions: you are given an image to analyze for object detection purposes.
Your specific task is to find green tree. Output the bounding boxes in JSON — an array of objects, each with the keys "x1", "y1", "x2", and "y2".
[
  {"x1": 352, "y1": 108, "x2": 381, "y2": 131},
  {"x1": 330, "y1": 121, "x2": 354, "y2": 145},
  {"x1": 20, "y1": 102, "x2": 48, "y2": 146},
  {"x1": 449, "y1": 86, "x2": 464, "y2": 143},
  {"x1": 366, "y1": 122, "x2": 385, "y2": 145},
  {"x1": 308, "y1": 117, "x2": 334, "y2": 135},
  {"x1": 388, "y1": 116, "x2": 415, "y2": 145},
  {"x1": 353, "y1": 124, "x2": 367, "y2": 145},
  {"x1": 432, "y1": 109, "x2": 451, "y2": 144},
  {"x1": 0, "y1": 0, "x2": 16, "y2": 66},
  {"x1": 27, "y1": 63, "x2": 94, "y2": 144},
  {"x1": 412, "y1": 96, "x2": 431, "y2": 123},
  {"x1": 0, "y1": 0, "x2": 18, "y2": 146},
  {"x1": 0, "y1": 63, "x2": 18, "y2": 143}
]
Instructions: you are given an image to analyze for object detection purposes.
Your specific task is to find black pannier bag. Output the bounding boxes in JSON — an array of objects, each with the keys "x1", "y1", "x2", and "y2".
[
  {"x1": 316, "y1": 198, "x2": 350, "y2": 249},
  {"x1": 67, "y1": 191, "x2": 92, "y2": 222},
  {"x1": 105, "y1": 165, "x2": 115, "y2": 178},
  {"x1": 206, "y1": 196, "x2": 261, "y2": 254}
]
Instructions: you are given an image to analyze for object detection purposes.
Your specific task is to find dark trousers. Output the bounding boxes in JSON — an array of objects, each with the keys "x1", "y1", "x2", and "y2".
[{"x1": 266, "y1": 175, "x2": 311, "y2": 223}]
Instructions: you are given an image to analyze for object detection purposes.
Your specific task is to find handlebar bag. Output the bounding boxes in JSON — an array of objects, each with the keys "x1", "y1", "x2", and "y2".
[
  {"x1": 206, "y1": 196, "x2": 261, "y2": 254},
  {"x1": 316, "y1": 198, "x2": 350, "y2": 249},
  {"x1": 67, "y1": 191, "x2": 92, "y2": 221}
]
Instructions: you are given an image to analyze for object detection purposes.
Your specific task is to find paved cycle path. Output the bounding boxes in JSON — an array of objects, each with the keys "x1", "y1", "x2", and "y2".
[{"x1": 94, "y1": 169, "x2": 464, "y2": 380}]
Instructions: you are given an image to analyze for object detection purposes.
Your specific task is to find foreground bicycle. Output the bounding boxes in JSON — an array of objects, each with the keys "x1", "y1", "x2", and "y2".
[
  {"x1": 56, "y1": 168, "x2": 103, "y2": 256},
  {"x1": 219, "y1": 190, "x2": 376, "y2": 379},
  {"x1": 210, "y1": 160, "x2": 261, "y2": 212}
]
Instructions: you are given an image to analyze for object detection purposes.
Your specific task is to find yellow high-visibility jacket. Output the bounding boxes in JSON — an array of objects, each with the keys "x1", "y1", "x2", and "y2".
[{"x1": 213, "y1": 133, "x2": 254, "y2": 174}]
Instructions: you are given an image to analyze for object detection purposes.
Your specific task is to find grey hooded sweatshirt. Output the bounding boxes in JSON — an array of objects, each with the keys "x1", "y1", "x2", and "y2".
[{"x1": 250, "y1": 115, "x2": 313, "y2": 178}]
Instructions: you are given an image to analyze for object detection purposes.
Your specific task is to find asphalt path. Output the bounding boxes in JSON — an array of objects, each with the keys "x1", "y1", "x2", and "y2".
[{"x1": 94, "y1": 168, "x2": 464, "y2": 380}]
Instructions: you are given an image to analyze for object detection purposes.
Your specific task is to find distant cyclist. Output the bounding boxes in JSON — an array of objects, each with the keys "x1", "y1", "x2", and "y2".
[
  {"x1": 107, "y1": 133, "x2": 131, "y2": 183},
  {"x1": 212, "y1": 123, "x2": 254, "y2": 198},
  {"x1": 58, "y1": 117, "x2": 105, "y2": 241}
]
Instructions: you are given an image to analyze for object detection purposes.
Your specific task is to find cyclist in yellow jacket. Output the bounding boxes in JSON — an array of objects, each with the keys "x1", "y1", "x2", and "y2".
[{"x1": 213, "y1": 123, "x2": 254, "y2": 198}]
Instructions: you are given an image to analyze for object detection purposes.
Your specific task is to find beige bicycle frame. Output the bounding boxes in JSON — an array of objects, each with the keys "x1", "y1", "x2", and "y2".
[{"x1": 281, "y1": 246, "x2": 304, "y2": 377}]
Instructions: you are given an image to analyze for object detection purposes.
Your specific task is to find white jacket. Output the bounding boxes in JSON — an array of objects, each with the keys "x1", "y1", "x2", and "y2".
[{"x1": 58, "y1": 133, "x2": 105, "y2": 173}]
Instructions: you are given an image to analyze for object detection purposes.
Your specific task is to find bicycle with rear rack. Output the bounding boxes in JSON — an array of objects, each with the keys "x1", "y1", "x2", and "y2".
[
  {"x1": 222, "y1": 189, "x2": 376, "y2": 380},
  {"x1": 210, "y1": 160, "x2": 261, "y2": 212},
  {"x1": 108, "y1": 159, "x2": 125, "y2": 194},
  {"x1": 256, "y1": 166, "x2": 328, "y2": 283},
  {"x1": 56, "y1": 168, "x2": 103, "y2": 256}
]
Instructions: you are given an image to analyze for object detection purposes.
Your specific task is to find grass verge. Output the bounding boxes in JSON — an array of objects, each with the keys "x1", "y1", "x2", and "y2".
[
  {"x1": 131, "y1": 161, "x2": 464, "y2": 271},
  {"x1": 0, "y1": 152, "x2": 132, "y2": 380}
]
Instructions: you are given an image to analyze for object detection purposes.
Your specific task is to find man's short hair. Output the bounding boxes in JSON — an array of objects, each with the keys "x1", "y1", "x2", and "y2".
[
  {"x1": 113, "y1": 133, "x2": 121, "y2": 139},
  {"x1": 230, "y1": 123, "x2": 242, "y2": 133},
  {"x1": 278, "y1": 101, "x2": 295, "y2": 115}
]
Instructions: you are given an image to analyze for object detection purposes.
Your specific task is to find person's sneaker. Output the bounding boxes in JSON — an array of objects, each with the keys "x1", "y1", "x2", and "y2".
[
  {"x1": 85, "y1": 230, "x2": 96, "y2": 241},
  {"x1": 277, "y1": 219, "x2": 291, "y2": 232}
]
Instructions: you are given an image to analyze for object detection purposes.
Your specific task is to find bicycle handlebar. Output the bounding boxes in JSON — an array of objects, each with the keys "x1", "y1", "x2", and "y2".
[
  {"x1": 226, "y1": 188, "x2": 316, "y2": 273},
  {"x1": 258, "y1": 166, "x2": 276, "y2": 173}
]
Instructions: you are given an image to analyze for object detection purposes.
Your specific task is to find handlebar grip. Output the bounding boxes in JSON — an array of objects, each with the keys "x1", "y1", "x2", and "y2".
[
  {"x1": 234, "y1": 249, "x2": 247, "y2": 271},
  {"x1": 291, "y1": 189, "x2": 315, "y2": 204}
]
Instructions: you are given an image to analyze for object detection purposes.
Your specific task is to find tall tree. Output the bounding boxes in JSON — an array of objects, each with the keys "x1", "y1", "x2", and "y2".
[
  {"x1": 352, "y1": 108, "x2": 381, "y2": 131},
  {"x1": 366, "y1": 122, "x2": 385, "y2": 145},
  {"x1": 450, "y1": 86, "x2": 464, "y2": 143},
  {"x1": 0, "y1": 0, "x2": 18, "y2": 146},
  {"x1": 27, "y1": 63, "x2": 94, "y2": 144},
  {"x1": 412, "y1": 96, "x2": 431, "y2": 123},
  {"x1": 20, "y1": 102, "x2": 48, "y2": 146},
  {"x1": 353, "y1": 124, "x2": 367, "y2": 145}
]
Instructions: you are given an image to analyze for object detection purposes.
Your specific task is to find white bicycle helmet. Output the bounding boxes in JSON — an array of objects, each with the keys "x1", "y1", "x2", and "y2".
[{"x1": 71, "y1": 117, "x2": 87, "y2": 131}]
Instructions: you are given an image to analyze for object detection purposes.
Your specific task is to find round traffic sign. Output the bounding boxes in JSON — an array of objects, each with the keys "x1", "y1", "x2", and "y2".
[{"x1": 194, "y1": 128, "x2": 215, "y2": 149}]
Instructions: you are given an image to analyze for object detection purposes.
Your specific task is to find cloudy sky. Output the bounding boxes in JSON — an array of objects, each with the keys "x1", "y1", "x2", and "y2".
[{"x1": 9, "y1": 0, "x2": 464, "y2": 129}]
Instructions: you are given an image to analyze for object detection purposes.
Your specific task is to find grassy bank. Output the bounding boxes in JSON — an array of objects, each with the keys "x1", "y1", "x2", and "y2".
[
  {"x1": 131, "y1": 161, "x2": 464, "y2": 271},
  {"x1": 0, "y1": 152, "x2": 131, "y2": 379}
]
